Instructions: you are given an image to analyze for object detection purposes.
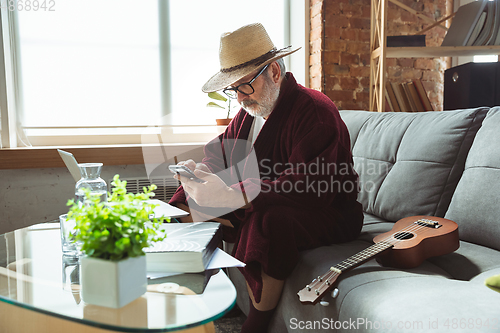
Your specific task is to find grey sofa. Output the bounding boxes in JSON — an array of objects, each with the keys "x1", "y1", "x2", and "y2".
[{"x1": 225, "y1": 107, "x2": 500, "y2": 332}]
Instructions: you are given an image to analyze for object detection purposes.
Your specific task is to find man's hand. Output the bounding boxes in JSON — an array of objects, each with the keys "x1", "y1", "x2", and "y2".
[
  {"x1": 177, "y1": 169, "x2": 247, "y2": 208},
  {"x1": 173, "y1": 159, "x2": 251, "y2": 209}
]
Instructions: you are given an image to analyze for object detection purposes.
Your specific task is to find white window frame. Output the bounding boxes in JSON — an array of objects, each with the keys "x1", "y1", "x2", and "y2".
[
  {"x1": 0, "y1": 1, "x2": 310, "y2": 148},
  {"x1": 0, "y1": 8, "x2": 21, "y2": 148}
]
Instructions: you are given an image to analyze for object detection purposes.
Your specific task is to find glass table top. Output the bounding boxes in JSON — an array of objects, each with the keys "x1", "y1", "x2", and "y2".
[{"x1": 0, "y1": 223, "x2": 236, "y2": 332}]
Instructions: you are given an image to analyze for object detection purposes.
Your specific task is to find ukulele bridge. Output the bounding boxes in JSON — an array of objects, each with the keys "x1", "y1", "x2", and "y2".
[{"x1": 415, "y1": 218, "x2": 441, "y2": 228}]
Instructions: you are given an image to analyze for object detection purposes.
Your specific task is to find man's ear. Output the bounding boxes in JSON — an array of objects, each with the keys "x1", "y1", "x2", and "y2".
[{"x1": 269, "y1": 61, "x2": 281, "y2": 84}]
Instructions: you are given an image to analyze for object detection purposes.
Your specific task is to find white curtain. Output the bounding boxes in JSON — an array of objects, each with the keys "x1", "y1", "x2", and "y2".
[{"x1": 0, "y1": 8, "x2": 31, "y2": 148}]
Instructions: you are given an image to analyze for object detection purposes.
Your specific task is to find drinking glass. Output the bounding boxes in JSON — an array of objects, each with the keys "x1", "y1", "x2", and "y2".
[{"x1": 60, "y1": 214, "x2": 81, "y2": 256}]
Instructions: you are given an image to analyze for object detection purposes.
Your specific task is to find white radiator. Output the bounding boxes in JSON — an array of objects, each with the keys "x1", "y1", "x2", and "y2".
[{"x1": 109, "y1": 177, "x2": 180, "y2": 202}]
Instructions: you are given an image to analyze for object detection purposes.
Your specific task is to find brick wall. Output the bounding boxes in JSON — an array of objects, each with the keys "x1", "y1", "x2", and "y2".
[{"x1": 310, "y1": 0, "x2": 452, "y2": 111}]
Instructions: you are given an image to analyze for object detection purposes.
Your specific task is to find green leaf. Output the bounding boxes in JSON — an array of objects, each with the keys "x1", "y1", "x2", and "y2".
[
  {"x1": 120, "y1": 215, "x2": 131, "y2": 222},
  {"x1": 106, "y1": 243, "x2": 114, "y2": 253},
  {"x1": 208, "y1": 91, "x2": 227, "y2": 102},
  {"x1": 133, "y1": 244, "x2": 143, "y2": 256},
  {"x1": 206, "y1": 102, "x2": 225, "y2": 109}
]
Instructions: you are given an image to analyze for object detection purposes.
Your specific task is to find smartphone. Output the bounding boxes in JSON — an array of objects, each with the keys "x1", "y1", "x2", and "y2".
[{"x1": 169, "y1": 165, "x2": 205, "y2": 183}]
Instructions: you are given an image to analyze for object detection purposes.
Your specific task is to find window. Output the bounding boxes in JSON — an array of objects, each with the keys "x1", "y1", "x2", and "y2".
[
  {"x1": 19, "y1": 1, "x2": 162, "y2": 128},
  {"x1": 0, "y1": 0, "x2": 309, "y2": 147}
]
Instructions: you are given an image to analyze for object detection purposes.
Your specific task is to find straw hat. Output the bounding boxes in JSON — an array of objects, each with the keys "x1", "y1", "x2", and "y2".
[{"x1": 202, "y1": 23, "x2": 300, "y2": 93}]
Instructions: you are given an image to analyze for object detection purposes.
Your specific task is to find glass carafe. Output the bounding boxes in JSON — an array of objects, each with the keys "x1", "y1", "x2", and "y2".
[{"x1": 75, "y1": 163, "x2": 107, "y2": 206}]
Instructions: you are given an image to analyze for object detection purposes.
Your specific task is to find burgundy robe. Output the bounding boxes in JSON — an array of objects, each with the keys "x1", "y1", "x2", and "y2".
[{"x1": 170, "y1": 73, "x2": 363, "y2": 302}]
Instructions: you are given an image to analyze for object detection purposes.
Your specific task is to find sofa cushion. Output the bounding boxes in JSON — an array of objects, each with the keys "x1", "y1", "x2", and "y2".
[
  {"x1": 338, "y1": 276, "x2": 500, "y2": 333},
  {"x1": 340, "y1": 108, "x2": 488, "y2": 222},
  {"x1": 471, "y1": 267, "x2": 500, "y2": 286},
  {"x1": 357, "y1": 213, "x2": 393, "y2": 243},
  {"x1": 445, "y1": 107, "x2": 500, "y2": 251},
  {"x1": 428, "y1": 240, "x2": 500, "y2": 281}
]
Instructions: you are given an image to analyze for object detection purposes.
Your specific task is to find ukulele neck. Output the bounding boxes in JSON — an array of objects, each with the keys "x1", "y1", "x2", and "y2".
[{"x1": 331, "y1": 242, "x2": 393, "y2": 274}]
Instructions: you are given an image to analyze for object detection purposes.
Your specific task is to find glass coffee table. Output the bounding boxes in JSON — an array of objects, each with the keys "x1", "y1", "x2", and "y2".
[{"x1": 0, "y1": 222, "x2": 236, "y2": 332}]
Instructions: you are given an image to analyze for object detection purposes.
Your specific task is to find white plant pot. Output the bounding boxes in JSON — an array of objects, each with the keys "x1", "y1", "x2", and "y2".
[{"x1": 81, "y1": 255, "x2": 147, "y2": 308}]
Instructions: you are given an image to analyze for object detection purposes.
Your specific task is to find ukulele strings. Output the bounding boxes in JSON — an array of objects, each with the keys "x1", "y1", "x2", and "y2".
[
  {"x1": 339, "y1": 219, "x2": 430, "y2": 269},
  {"x1": 310, "y1": 219, "x2": 437, "y2": 294},
  {"x1": 357, "y1": 219, "x2": 433, "y2": 259}
]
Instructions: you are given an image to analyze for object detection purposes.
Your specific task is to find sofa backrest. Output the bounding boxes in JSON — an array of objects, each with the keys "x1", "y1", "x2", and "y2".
[
  {"x1": 340, "y1": 108, "x2": 488, "y2": 222},
  {"x1": 445, "y1": 107, "x2": 500, "y2": 250}
]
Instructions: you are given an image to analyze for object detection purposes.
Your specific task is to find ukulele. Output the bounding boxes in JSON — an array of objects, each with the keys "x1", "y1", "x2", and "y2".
[{"x1": 297, "y1": 215, "x2": 459, "y2": 305}]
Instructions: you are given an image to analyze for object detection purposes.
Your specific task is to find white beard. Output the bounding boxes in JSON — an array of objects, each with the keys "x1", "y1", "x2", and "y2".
[{"x1": 240, "y1": 76, "x2": 280, "y2": 118}]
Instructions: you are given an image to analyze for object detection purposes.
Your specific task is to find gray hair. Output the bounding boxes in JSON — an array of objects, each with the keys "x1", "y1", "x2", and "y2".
[
  {"x1": 265, "y1": 58, "x2": 286, "y2": 78},
  {"x1": 276, "y1": 58, "x2": 286, "y2": 76}
]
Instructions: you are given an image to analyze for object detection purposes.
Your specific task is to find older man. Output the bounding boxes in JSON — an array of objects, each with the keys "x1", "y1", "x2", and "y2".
[{"x1": 169, "y1": 23, "x2": 363, "y2": 332}]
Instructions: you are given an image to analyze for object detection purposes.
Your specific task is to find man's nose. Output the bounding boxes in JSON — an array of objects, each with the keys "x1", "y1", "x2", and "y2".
[{"x1": 237, "y1": 91, "x2": 248, "y2": 103}]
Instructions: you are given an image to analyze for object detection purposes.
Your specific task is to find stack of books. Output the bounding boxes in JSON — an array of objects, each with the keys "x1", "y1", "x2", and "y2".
[
  {"x1": 442, "y1": 0, "x2": 500, "y2": 47},
  {"x1": 145, "y1": 222, "x2": 222, "y2": 273},
  {"x1": 385, "y1": 80, "x2": 433, "y2": 112},
  {"x1": 144, "y1": 222, "x2": 223, "y2": 294}
]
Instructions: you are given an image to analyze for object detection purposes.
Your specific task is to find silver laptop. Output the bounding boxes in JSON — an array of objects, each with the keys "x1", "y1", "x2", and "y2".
[{"x1": 57, "y1": 149, "x2": 82, "y2": 182}]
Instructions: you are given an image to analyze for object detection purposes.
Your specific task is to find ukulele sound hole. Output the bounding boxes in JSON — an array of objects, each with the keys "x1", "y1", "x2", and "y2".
[{"x1": 393, "y1": 232, "x2": 414, "y2": 240}]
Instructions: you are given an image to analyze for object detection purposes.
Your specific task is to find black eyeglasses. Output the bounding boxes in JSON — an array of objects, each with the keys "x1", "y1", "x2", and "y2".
[{"x1": 223, "y1": 64, "x2": 270, "y2": 99}]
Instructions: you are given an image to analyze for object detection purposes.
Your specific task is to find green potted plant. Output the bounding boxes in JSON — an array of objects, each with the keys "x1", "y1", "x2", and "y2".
[
  {"x1": 67, "y1": 174, "x2": 169, "y2": 308},
  {"x1": 206, "y1": 92, "x2": 238, "y2": 126}
]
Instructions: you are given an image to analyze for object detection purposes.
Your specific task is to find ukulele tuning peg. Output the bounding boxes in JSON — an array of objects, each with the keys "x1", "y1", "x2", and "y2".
[
  {"x1": 320, "y1": 299, "x2": 330, "y2": 307},
  {"x1": 331, "y1": 288, "x2": 339, "y2": 299}
]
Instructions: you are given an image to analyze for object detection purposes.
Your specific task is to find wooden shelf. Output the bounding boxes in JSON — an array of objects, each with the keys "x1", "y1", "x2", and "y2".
[
  {"x1": 369, "y1": 0, "x2": 500, "y2": 112},
  {"x1": 372, "y1": 45, "x2": 500, "y2": 59}
]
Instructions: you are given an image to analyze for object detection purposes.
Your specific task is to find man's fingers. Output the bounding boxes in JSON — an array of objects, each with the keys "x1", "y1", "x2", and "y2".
[
  {"x1": 196, "y1": 163, "x2": 211, "y2": 173},
  {"x1": 175, "y1": 174, "x2": 191, "y2": 183},
  {"x1": 181, "y1": 181, "x2": 194, "y2": 196},
  {"x1": 176, "y1": 160, "x2": 206, "y2": 174},
  {"x1": 181, "y1": 159, "x2": 197, "y2": 171},
  {"x1": 173, "y1": 173, "x2": 193, "y2": 183},
  {"x1": 193, "y1": 169, "x2": 212, "y2": 179}
]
